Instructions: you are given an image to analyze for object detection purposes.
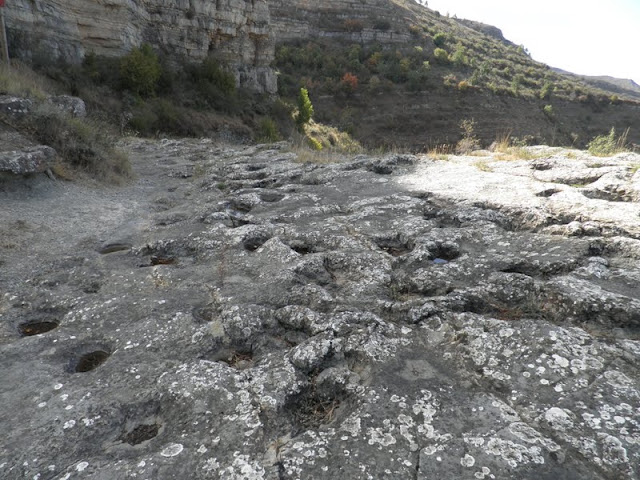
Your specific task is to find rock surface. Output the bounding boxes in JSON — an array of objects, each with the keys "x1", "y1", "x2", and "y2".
[
  {"x1": 4, "y1": 0, "x2": 276, "y2": 93},
  {"x1": 0, "y1": 140, "x2": 639, "y2": 479},
  {"x1": 0, "y1": 120, "x2": 56, "y2": 174}
]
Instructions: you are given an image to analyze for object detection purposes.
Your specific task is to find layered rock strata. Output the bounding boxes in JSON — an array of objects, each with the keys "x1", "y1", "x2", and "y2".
[{"x1": 4, "y1": 0, "x2": 276, "y2": 93}]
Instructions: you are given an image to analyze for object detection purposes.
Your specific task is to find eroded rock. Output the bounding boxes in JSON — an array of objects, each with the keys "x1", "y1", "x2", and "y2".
[{"x1": 0, "y1": 140, "x2": 639, "y2": 479}]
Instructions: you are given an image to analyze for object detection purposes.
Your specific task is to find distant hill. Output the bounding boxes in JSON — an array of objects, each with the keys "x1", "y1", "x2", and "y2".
[
  {"x1": 270, "y1": 0, "x2": 640, "y2": 148},
  {"x1": 553, "y1": 68, "x2": 640, "y2": 101}
]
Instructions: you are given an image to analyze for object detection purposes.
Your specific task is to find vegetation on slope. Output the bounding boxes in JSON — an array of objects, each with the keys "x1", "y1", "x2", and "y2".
[
  {"x1": 0, "y1": 63, "x2": 130, "y2": 182},
  {"x1": 273, "y1": 1, "x2": 639, "y2": 150}
]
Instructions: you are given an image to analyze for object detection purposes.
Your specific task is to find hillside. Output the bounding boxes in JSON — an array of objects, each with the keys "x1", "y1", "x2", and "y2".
[
  {"x1": 553, "y1": 68, "x2": 640, "y2": 102},
  {"x1": 269, "y1": 0, "x2": 640, "y2": 148},
  {"x1": 2, "y1": 0, "x2": 639, "y2": 150},
  {"x1": 2, "y1": 2, "x2": 640, "y2": 479}
]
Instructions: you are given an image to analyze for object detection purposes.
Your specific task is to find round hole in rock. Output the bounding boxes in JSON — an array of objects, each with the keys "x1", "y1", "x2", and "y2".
[
  {"x1": 19, "y1": 320, "x2": 59, "y2": 337},
  {"x1": 243, "y1": 235, "x2": 270, "y2": 252},
  {"x1": 122, "y1": 423, "x2": 161, "y2": 446},
  {"x1": 74, "y1": 350, "x2": 110, "y2": 373},
  {"x1": 259, "y1": 192, "x2": 285, "y2": 203},
  {"x1": 215, "y1": 349, "x2": 254, "y2": 370},
  {"x1": 150, "y1": 255, "x2": 176, "y2": 266},
  {"x1": 376, "y1": 237, "x2": 414, "y2": 257},
  {"x1": 428, "y1": 244, "x2": 460, "y2": 262},
  {"x1": 98, "y1": 243, "x2": 132, "y2": 254},
  {"x1": 288, "y1": 240, "x2": 316, "y2": 255},
  {"x1": 536, "y1": 188, "x2": 561, "y2": 198}
]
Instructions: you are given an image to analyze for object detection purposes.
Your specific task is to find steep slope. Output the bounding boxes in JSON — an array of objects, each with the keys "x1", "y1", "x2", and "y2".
[{"x1": 270, "y1": 0, "x2": 640, "y2": 148}]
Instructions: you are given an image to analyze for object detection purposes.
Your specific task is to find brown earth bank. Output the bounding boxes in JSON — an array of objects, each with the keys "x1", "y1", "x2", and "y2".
[{"x1": 314, "y1": 89, "x2": 640, "y2": 150}]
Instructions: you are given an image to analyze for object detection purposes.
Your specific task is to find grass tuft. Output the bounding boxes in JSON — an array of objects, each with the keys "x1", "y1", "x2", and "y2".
[{"x1": 587, "y1": 127, "x2": 629, "y2": 157}]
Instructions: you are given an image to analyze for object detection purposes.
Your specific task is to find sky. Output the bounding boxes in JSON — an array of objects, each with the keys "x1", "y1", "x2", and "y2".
[{"x1": 423, "y1": 0, "x2": 640, "y2": 84}]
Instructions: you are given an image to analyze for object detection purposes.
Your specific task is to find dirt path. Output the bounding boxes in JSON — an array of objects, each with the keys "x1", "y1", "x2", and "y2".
[{"x1": 0, "y1": 138, "x2": 211, "y2": 286}]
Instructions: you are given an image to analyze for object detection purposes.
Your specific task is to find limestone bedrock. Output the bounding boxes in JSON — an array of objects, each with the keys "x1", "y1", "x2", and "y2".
[{"x1": 0, "y1": 140, "x2": 639, "y2": 479}]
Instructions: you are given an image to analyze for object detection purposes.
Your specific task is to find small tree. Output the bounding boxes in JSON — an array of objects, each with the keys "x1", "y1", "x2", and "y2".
[
  {"x1": 340, "y1": 72, "x2": 359, "y2": 93},
  {"x1": 119, "y1": 44, "x2": 162, "y2": 97},
  {"x1": 296, "y1": 87, "x2": 314, "y2": 131}
]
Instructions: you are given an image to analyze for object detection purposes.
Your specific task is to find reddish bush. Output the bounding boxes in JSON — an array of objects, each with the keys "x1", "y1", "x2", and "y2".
[
  {"x1": 340, "y1": 72, "x2": 359, "y2": 93},
  {"x1": 343, "y1": 19, "x2": 364, "y2": 32}
]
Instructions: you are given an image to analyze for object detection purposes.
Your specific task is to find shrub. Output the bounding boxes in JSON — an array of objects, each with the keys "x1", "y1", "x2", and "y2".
[
  {"x1": 193, "y1": 58, "x2": 236, "y2": 95},
  {"x1": 296, "y1": 87, "x2": 314, "y2": 131},
  {"x1": 443, "y1": 74, "x2": 458, "y2": 87},
  {"x1": 408, "y1": 25, "x2": 422, "y2": 37},
  {"x1": 27, "y1": 103, "x2": 130, "y2": 181},
  {"x1": 511, "y1": 74, "x2": 524, "y2": 96},
  {"x1": 343, "y1": 19, "x2": 364, "y2": 32},
  {"x1": 119, "y1": 44, "x2": 161, "y2": 96},
  {"x1": 456, "y1": 118, "x2": 481, "y2": 154},
  {"x1": 257, "y1": 117, "x2": 281, "y2": 143},
  {"x1": 433, "y1": 48, "x2": 450, "y2": 64},
  {"x1": 451, "y1": 43, "x2": 468, "y2": 67},
  {"x1": 457, "y1": 80, "x2": 472, "y2": 91},
  {"x1": 340, "y1": 72, "x2": 359, "y2": 93},
  {"x1": 433, "y1": 32, "x2": 447, "y2": 47},
  {"x1": 373, "y1": 20, "x2": 391, "y2": 31},
  {"x1": 307, "y1": 135, "x2": 323, "y2": 150},
  {"x1": 587, "y1": 127, "x2": 628, "y2": 156},
  {"x1": 543, "y1": 104, "x2": 554, "y2": 118},
  {"x1": 540, "y1": 81, "x2": 554, "y2": 100}
]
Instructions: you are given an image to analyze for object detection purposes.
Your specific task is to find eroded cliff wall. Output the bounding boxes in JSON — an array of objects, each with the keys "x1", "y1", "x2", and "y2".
[
  {"x1": 268, "y1": 0, "x2": 415, "y2": 44},
  {"x1": 4, "y1": 0, "x2": 276, "y2": 93}
]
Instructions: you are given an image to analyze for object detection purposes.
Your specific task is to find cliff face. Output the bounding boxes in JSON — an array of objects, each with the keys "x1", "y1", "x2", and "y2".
[
  {"x1": 4, "y1": 0, "x2": 276, "y2": 93},
  {"x1": 268, "y1": 0, "x2": 414, "y2": 44}
]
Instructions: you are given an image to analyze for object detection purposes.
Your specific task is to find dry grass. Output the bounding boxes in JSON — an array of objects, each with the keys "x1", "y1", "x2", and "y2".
[
  {"x1": 473, "y1": 160, "x2": 493, "y2": 172},
  {"x1": 490, "y1": 133, "x2": 545, "y2": 161},
  {"x1": 0, "y1": 68, "x2": 131, "y2": 183},
  {"x1": 427, "y1": 143, "x2": 454, "y2": 160},
  {"x1": 25, "y1": 104, "x2": 131, "y2": 182},
  {"x1": 0, "y1": 62, "x2": 54, "y2": 100},
  {"x1": 305, "y1": 121, "x2": 363, "y2": 154},
  {"x1": 289, "y1": 122, "x2": 362, "y2": 164}
]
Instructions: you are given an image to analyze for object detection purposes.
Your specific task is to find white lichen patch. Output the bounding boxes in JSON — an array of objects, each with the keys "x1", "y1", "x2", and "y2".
[{"x1": 160, "y1": 443, "x2": 184, "y2": 457}]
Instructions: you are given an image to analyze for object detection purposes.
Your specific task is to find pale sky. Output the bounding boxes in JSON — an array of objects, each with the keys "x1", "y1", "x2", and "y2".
[{"x1": 424, "y1": 0, "x2": 640, "y2": 84}]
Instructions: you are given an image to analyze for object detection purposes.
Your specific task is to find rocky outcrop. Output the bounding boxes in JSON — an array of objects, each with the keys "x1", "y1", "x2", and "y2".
[
  {"x1": 0, "y1": 145, "x2": 56, "y2": 174},
  {"x1": 1, "y1": 138, "x2": 639, "y2": 479},
  {"x1": 268, "y1": 0, "x2": 415, "y2": 44},
  {"x1": 4, "y1": 0, "x2": 276, "y2": 93}
]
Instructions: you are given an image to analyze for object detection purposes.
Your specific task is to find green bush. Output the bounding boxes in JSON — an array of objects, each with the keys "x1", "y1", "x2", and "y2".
[
  {"x1": 587, "y1": 127, "x2": 628, "y2": 156},
  {"x1": 296, "y1": 87, "x2": 314, "y2": 131},
  {"x1": 451, "y1": 43, "x2": 468, "y2": 67},
  {"x1": 433, "y1": 32, "x2": 447, "y2": 47},
  {"x1": 373, "y1": 19, "x2": 391, "y2": 31},
  {"x1": 543, "y1": 104, "x2": 554, "y2": 118},
  {"x1": 307, "y1": 135, "x2": 323, "y2": 151},
  {"x1": 119, "y1": 44, "x2": 161, "y2": 96},
  {"x1": 257, "y1": 117, "x2": 281, "y2": 143},
  {"x1": 456, "y1": 118, "x2": 481, "y2": 153},
  {"x1": 433, "y1": 48, "x2": 450, "y2": 64},
  {"x1": 540, "y1": 81, "x2": 554, "y2": 100}
]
